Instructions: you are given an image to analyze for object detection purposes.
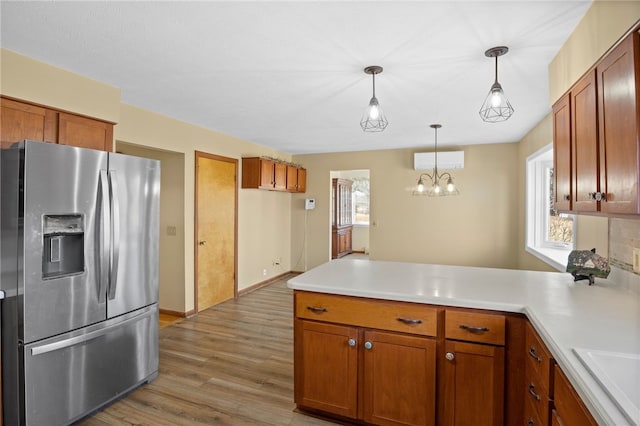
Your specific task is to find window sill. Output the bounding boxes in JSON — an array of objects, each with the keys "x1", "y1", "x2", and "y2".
[{"x1": 526, "y1": 245, "x2": 570, "y2": 272}]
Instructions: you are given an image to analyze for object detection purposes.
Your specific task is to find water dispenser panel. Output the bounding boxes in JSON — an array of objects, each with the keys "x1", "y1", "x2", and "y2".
[{"x1": 42, "y1": 215, "x2": 85, "y2": 279}]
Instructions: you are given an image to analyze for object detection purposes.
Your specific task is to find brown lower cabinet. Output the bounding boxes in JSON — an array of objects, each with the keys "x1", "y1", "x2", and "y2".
[
  {"x1": 294, "y1": 292, "x2": 601, "y2": 426},
  {"x1": 294, "y1": 292, "x2": 438, "y2": 425}
]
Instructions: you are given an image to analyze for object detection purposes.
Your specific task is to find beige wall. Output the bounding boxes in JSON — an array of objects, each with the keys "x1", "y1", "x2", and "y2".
[
  {"x1": 1, "y1": 49, "x2": 120, "y2": 124},
  {"x1": 549, "y1": 1, "x2": 640, "y2": 104},
  {"x1": 293, "y1": 143, "x2": 520, "y2": 270},
  {"x1": 1, "y1": 49, "x2": 293, "y2": 314}
]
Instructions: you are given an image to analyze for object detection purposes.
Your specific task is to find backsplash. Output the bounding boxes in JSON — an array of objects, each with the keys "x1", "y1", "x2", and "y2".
[{"x1": 609, "y1": 218, "x2": 640, "y2": 275}]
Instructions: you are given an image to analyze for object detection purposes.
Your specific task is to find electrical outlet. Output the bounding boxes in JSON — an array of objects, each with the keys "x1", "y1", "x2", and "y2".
[
  {"x1": 633, "y1": 248, "x2": 640, "y2": 273},
  {"x1": 262, "y1": 268, "x2": 268, "y2": 276}
]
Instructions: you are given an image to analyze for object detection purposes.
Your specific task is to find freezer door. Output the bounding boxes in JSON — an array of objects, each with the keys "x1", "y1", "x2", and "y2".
[
  {"x1": 23, "y1": 305, "x2": 158, "y2": 426},
  {"x1": 107, "y1": 153, "x2": 160, "y2": 318},
  {"x1": 22, "y1": 142, "x2": 108, "y2": 343}
]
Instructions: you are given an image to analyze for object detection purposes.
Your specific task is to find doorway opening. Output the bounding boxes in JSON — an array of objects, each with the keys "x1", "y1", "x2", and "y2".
[{"x1": 329, "y1": 170, "x2": 370, "y2": 260}]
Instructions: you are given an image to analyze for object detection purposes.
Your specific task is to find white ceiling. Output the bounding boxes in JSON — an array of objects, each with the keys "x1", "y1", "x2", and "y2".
[{"x1": 0, "y1": 1, "x2": 591, "y2": 154}]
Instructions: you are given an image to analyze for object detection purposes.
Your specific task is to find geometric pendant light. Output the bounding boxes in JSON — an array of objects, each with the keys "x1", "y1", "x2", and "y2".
[
  {"x1": 360, "y1": 65, "x2": 389, "y2": 132},
  {"x1": 479, "y1": 46, "x2": 514, "y2": 123}
]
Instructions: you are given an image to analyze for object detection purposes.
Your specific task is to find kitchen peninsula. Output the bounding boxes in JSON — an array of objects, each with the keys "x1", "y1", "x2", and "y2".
[{"x1": 288, "y1": 259, "x2": 640, "y2": 426}]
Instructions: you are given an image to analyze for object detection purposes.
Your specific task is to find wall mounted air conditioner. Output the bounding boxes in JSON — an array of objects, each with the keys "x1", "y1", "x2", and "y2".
[{"x1": 414, "y1": 151, "x2": 464, "y2": 170}]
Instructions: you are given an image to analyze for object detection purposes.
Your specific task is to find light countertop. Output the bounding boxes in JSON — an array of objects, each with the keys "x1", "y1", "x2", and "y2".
[{"x1": 287, "y1": 259, "x2": 640, "y2": 426}]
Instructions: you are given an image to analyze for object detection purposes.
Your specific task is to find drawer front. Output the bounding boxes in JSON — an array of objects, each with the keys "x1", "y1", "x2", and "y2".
[
  {"x1": 444, "y1": 310, "x2": 505, "y2": 345},
  {"x1": 524, "y1": 394, "x2": 548, "y2": 426},
  {"x1": 525, "y1": 322, "x2": 554, "y2": 396},
  {"x1": 525, "y1": 379, "x2": 550, "y2": 425},
  {"x1": 295, "y1": 291, "x2": 438, "y2": 337}
]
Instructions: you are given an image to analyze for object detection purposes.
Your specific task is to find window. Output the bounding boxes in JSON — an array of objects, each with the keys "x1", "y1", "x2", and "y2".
[
  {"x1": 351, "y1": 177, "x2": 370, "y2": 226},
  {"x1": 526, "y1": 144, "x2": 575, "y2": 270}
]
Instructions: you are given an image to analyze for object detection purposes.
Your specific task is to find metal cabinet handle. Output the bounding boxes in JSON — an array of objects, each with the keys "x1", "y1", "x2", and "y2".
[
  {"x1": 563, "y1": 194, "x2": 570, "y2": 201},
  {"x1": 198, "y1": 240, "x2": 207, "y2": 246},
  {"x1": 459, "y1": 324, "x2": 490, "y2": 333},
  {"x1": 589, "y1": 192, "x2": 607, "y2": 201},
  {"x1": 527, "y1": 418, "x2": 535, "y2": 426},
  {"x1": 306, "y1": 306, "x2": 327, "y2": 313},
  {"x1": 445, "y1": 352, "x2": 455, "y2": 361},
  {"x1": 364, "y1": 341, "x2": 373, "y2": 350},
  {"x1": 528, "y1": 383, "x2": 541, "y2": 401},
  {"x1": 528, "y1": 346, "x2": 542, "y2": 363},
  {"x1": 397, "y1": 317, "x2": 423, "y2": 325},
  {"x1": 348, "y1": 338, "x2": 356, "y2": 347}
]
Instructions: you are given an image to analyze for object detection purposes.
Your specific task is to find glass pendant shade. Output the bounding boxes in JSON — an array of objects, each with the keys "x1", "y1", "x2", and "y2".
[
  {"x1": 479, "y1": 46, "x2": 514, "y2": 123},
  {"x1": 413, "y1": 124, "x2": 460, "y2": 197},
  {"x1": 361, "y1": 66, "x2": 388, "y2": 132}
]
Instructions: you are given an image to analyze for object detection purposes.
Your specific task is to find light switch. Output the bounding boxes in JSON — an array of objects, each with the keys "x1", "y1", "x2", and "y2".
[{"x1": 166, "y1": 226, "x2": 177, "y2": 236}]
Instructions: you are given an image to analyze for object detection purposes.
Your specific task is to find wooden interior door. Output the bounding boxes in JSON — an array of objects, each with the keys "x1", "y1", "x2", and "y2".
[{"x1": 195, "y1": 152, "x2": 237, "y2": 312}]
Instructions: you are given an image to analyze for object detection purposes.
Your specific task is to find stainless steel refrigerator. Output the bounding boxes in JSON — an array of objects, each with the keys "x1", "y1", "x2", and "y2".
[{"x1": 1, "y1": 140, "x2": 160, "y2": 426}]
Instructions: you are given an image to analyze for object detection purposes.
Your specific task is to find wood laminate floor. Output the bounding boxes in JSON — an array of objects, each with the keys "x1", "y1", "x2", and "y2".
[{"x1": 78, "y1": 276, "x2": 336, "y2": 426}]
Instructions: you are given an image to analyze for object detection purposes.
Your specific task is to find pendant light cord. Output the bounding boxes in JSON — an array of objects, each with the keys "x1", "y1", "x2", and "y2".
[
  {"x1": 494, "y1": 55, "x2": 499, "y2": 84},
  {"x1": 372, "y1": 72, "x2": 376, "y2": 98}
]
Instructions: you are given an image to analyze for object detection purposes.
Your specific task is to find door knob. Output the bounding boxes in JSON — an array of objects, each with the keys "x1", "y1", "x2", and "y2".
[
  {"x1": 348, "y1": 338, "x2": 356, "y2": 347},
  {"x1": 364, "y1": 341, "x2": 373, "y2": 350},
  {"x1": 445, "y1": 352, "x2": 455, "y2": 361},
  {"x1": 198, "y1": 240, "x2": 206, "y2": 246}
]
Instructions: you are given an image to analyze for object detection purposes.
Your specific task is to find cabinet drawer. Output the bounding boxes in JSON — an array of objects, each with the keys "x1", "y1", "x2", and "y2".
[
  {"x1": 525, "y1": 322, "x2": 554, "y2": 396},
  {"x1": 444, "y1": 310, "x2": 505, "y2": 345},
  {"x1": 295, "y1": 291, "x2": 438, "y2": 337},
  {"x1": 524, "y1": 394, "x2": 548, "y2": 426},
  {"x1": 525, "y1": 380, "x2": 550, "y2": 425}
]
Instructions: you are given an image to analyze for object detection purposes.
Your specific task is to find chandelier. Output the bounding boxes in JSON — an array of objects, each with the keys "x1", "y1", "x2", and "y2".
[{"x1": 413, "y1": 124, "x2": 459, "y2": 197}]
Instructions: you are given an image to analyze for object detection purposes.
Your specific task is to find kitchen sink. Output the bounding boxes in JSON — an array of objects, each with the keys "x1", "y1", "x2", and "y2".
[{"x1": 573, "y1": 348, "x2": 640, "y2": 425}]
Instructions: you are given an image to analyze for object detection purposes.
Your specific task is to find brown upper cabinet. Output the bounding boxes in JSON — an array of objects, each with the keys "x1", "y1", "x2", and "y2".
[
  {"x1": 597, "y1": 31, "x2": 640, "y2": 215},
  {"x1": 553, "y1": 30, "x2": 640, "y2": 215},
  {"x1": 241, "y1": 157, "x2": 306, "y2": 192},
  {"x1": 0, "y1": 96, "x2": 114, "y2": 152}
]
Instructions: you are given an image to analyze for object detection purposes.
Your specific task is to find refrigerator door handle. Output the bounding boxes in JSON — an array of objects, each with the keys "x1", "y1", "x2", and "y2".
[
  {"x1": 98, "y1": 170, "x2": 110, "y2": 303},
  {"x1": 108, "y1": 169, "x2": 121, "y2": 300},
  {"x1": 30, "y1": 307, "x2": 156, "y2": 356}
]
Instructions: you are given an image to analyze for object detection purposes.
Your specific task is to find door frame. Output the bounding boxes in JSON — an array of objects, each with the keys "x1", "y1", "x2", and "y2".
[{"x1": 194, "y1": 151, "x2": 238, "y2": 313}]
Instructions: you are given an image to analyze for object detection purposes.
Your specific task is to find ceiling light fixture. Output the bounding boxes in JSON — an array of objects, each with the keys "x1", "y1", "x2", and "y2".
[
  {"x1": 413, "y1": 124, "x2": 459, "y2": 197},
  {"x1": 479, "y1": 46, "x2": 514, "y2": 123},
  {"x1": 360, "y1": 65, "x2": 388, "y2": 132}
]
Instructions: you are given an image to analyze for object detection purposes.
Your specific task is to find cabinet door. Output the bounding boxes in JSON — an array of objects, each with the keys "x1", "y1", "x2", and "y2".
[
  {"x1": 58, "y1": 112, "x2": 113, "y2": 151},
  {"x1": 598, "y1": 32, "x2": 640, "y2": 214},
  {"x1": 362, "y1": 330, "x2": 436, "y2": 426},
  {"x1": 553, "y1": 365, "x2": 597, "y2": 426},
  {"x1": 553, "y1": 93, "x2": 572, "y2": 212},
  {"x1": 294, "y1": 320, "x2": 358, "y2": 419},
  {"x1": 286, "y1": 165, "x2": 298, "y2": 191},
  {"x1": 297, "y1": 168, "x2": 307, "y2": 193},
  {"x1": 440, "y1": 340, "x2": 505, "y2": 426},
  {"x1": 274, "y1": 161, "x2": 287, "y2": 191},
  {"x1": 571, "y1": 70, "x2": 599, "y2": 212},
  {"x1": 0, "y1": 97, "x2": 57, "y2": 147},
  {"x1": 259, "y1": 158, "x2": 275, "y2": 189}
]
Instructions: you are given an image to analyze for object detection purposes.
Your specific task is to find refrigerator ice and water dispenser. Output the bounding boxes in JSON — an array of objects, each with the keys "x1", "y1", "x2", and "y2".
[{"x1": 42, "y1": 214, "x2": 84, "y2": 279}]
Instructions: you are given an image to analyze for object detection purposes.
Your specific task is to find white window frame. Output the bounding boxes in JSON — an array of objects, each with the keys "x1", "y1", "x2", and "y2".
[{"x1": 525, "y1": 144, "x2": 575, "y2": 271}]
